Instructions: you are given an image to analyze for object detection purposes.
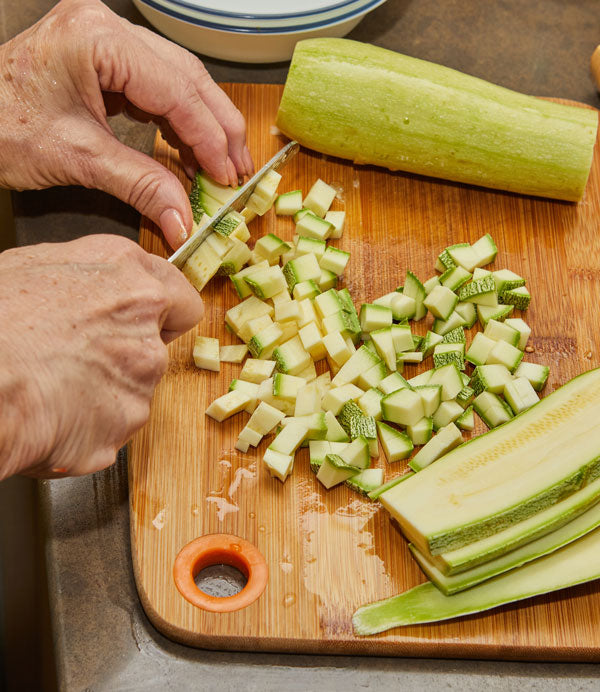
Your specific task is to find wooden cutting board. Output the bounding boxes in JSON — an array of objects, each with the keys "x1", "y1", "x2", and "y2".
[{"x1": 129, "y1": 83, "x2": 600, "y2": 660}]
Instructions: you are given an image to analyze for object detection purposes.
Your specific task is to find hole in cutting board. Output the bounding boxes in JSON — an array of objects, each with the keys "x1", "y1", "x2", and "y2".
[
  {"x1": 173, "y1": 534, "x2": 268, "y2": 612},
  {"x1": 194, "y1": 564, "x2": 248, "y2": 598}
]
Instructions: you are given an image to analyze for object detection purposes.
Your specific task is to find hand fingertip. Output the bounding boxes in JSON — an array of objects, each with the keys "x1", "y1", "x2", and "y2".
[
  {"x1": 226, "y1": 158, "x2": 238, "y2": 187},
  {"x1": 159, "y1": 208, "x2": 188, "y2": 249},
  {"x1": 243, "y1": 146, "x2": 255, "y2": 176}
]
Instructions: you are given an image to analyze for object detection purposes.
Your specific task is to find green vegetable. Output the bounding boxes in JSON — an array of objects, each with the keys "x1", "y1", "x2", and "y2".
[{"x1": 277, "y1": 39, "x2": 597, "y2": 201}]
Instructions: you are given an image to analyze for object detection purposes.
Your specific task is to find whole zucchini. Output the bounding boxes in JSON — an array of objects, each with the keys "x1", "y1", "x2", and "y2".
[{"x1": 276, "y1": 39, "x2": 598, "y2": 201}]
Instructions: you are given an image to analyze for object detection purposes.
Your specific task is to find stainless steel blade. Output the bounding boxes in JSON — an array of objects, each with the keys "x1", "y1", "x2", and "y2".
[{"x1": 169, "y1": 140, "x2": 299, "y2": 270}]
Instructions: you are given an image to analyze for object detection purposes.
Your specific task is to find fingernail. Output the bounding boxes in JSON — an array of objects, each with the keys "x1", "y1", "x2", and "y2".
[
  {"x1": 226, "y1": 157, "x2": 238, "y2": 187},
  {"x1": 160, "y1": 208, "x2": 188, "y2": 249},
  {"x1": 243, "y1": 145, "x2": 255, "y2": 176}
]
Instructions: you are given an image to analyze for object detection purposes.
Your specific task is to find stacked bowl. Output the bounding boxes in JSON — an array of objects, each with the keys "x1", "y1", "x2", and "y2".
[{"x1": 132, "y1": 0, "x2": 388, "y2": 63}]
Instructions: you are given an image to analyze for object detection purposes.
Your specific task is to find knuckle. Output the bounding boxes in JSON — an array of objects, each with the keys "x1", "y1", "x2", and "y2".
[
  {"x1": 127, "y1": 170, "x2": 164, "y2": 211},
  {"x1": 227, "y1": 109, "x2": 246, "y2": 140}
]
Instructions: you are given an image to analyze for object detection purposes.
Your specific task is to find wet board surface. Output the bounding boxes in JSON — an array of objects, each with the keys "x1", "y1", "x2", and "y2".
[{"x1": 129, "y1": 83, "x2": 600, "y2": 660}]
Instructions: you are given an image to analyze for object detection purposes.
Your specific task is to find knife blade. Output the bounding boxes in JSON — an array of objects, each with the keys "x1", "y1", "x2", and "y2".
[{"x1": 169, "y1": 140, "x2": 300, "y2": 270}]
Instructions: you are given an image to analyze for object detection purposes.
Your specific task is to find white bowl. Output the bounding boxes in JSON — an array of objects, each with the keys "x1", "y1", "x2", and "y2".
[{"x1": 132, "y1": 0, "x2": 386, "y2": 63}]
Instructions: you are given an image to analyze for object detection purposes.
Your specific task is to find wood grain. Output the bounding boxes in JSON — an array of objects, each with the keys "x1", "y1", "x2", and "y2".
[{"x1": 129, "y1": 83, "x2": 600, "y2": 660}]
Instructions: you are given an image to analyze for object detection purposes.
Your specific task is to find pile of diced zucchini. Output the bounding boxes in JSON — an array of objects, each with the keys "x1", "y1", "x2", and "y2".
[{"x1": 186, "y1": 167, "x2": 548, "y2": 494}]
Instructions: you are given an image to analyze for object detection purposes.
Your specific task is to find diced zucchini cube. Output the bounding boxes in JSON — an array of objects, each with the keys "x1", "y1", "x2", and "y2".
[
  {"x1": 322, "y1": 383, "x2": 364, "y2": 416},
  {"x1": 471, "y1": 233, "x2": 498, "y2": 266},
  {"x1": 457, "y1": 275, "x2": 498, "y2": 306},
  {"x1": 303, "y1": 178, "x2": 337, "y2": 217},
  {"x1": 295, "y1": 213, "x2": 334, "y2": 240},
  {"x1": 377, "y1": 421, "x2": 414, "y2": 462},
  {"x1": 486, "y1": 340, "x2": 524, "y2": 372},
  {"x1": 323, "y1": 330, "x2": 354, "y2": 367},
  {"x1": 439, "y1": 266, "x2": 472, "y2": 292},
  {"x1": 391, "y1": 324, "x2": 415, "y2": 354},
  {"x1": 423, "y1": 275, "x2": 441, "y2": 295},
  {"x1": 432, "y1": 400, "x2": 464, "y2": 430},
  {"x1": 403, "y1": 271, "x2": 427, "y2": 321},
  {"x1": 339, "y1": 435, "x2": 371, "y2": 469},
  {"x1": 317, "y1": 453, "x2": 359, "y2": 489},
  {"x1": 263, "y1": 448, "x2": 294, "y2": 483},
  {"x1": 465, "y1": 332, "x2": 496, "y2": 367},
  {"x1": 432, "y1": 310, "x2": 467, "y2": 336},
  {"x1": 283, "y1": 253, "x2": 321, "y2": 291},
  {"x1": 378, "y1": 371, "x2": 411, "y2": 395},
  {"x1": 428, "y1": 363, "x2": 464, "y2": 400},
  {"x1": 433, "y1": 343, "x2": 465, "y2": 370},
  {"x1": 483, "y1": 319, "x2": 520, "y2": 346},
  {"x1": 473, "y1": 391, "x2": 513, "y2": 429},
  {"x1": 247, "y1": 401, "x2": 285, "y2": 435},
  {"x1": 293, "y1": 279, "x2": 321, "y2": 301},
  {"x1": 205, "y1": 390, "x2": 250, "y2": 422},
  {"x1": 360, "y1": 303, "x2": 393, "y2": 332},
  {"x1": 356, "y1": 360, "x2": 388, "y2": 390},
  {"x1": 254, "y1": 233, "x2": 291, "y2": 263},
  {"x1": 273, "y1": 335, "x2": 311, "y2": 376},
  {"x1": 414, "y1": 384, "x2": 442, "y2": 417},
  {"x1": 274, "y1": 190, "x2": 302, "y2": 216},
  {"x1": 182, "y1": 240, "x2": 221, "y2": 292},
  {"x1": 446, "y1": 243, "x2": 480, "y2": 273},
  {"x1": 325, "y1": 210, "x2": 345, "y2": 239},
  {"x1": 409, "y1": 423, "x2": 463, "y2": 471},
  {"x1": 296, "y1": 236, "x2": 327, "y2": 260},
  {"x1": 477, "y1": 303, "x2": 514, "y2": 327},
  {"x1": 298, "y1": 322, "x2": 326, "y2": 361},
  {"x1": 244, "y1": 265, "x2": 287, "y2": 300},
  {"x1": 320, "y1": 246, "x2": 351, "y2": 275},
  {"x1": 370, "y1": 328, "x2": 397, "y2": 371},
  {"x1": 504, "y1": 318, "x2": 531, "y2": 350},
  {"x1": 248, "y1": 323, "x2": 284, "y2": 358},
  {"x1": 501, "y1": 286, "x2": 531, "y2": 310},
  {"x1": 219, "y1": 344, "x2": 248, "y2": 363},
  {"x1": 406, "y1": 417, "x2": 434, "y2": 446},
  {"x1": 454, "y1": 301, "x2": 477, "y2": 328},
  {"x1": 513, "y1": 361, "x2": 549, "y2": 391},
  {"x1": 504, "y1": 377, "x2": 539, "y2": 414},
  {"x1": 358, "y1": 388, "x2": 384, "y2": 420},
  {"x1": 381, "y1": 388, "x2": 425, "y2": 427},
  {"x1": 455, "y1": 405, "x2": 475, "y2": 431},
  {"x1": 239, "y1": 358, "x2": 276, "y2": 384},
  {"x1": 193, "y1": 336, "x2": 220, "y2": 372},
  {"x1": 324, "y1": 410, "x2": 350, "y2": 442},
  {"x1": 493, "y1": 268, "x2": 526, "y2": 296}
]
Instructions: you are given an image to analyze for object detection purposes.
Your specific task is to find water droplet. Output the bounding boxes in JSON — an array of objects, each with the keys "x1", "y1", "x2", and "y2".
[
  {"x1": 403, "y1": 116, "x2": 410, "y2": 125},
  {"x1": 283, "y1": 593, "x2": 296, "y2": 607},
  {"x1": 258, "y1": 525, "x2": 266, "y2": 532},
  {"x1": 248, "y1": 512, "x2": 256, "y2": 519},
  {"x1": 525, "y1": 346, "x2": 535, "y2": 353},
  {"x1": 585, "y1": 350, "x2": 593, "y2": 359},
  {"x1": 306, "y1": 556, "x2": 317, "y2": 564},
  {"x1": 230, "y1": 543, "x2": 241, "y2": 552}
]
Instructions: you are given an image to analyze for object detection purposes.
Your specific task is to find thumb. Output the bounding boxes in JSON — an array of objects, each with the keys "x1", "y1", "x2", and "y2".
[{"x1": 88, "y1": 129, "x2": 192, "y2": 250}]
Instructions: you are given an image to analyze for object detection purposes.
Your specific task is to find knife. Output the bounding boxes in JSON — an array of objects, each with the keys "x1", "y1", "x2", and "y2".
[{"x1": 169, "y1": 140, "x2": 300, "y2": 270}]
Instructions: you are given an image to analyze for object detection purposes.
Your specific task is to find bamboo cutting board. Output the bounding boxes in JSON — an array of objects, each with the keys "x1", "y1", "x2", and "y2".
[{"x1": 129, "y1": 83, "x2": 600, "y2": 660}]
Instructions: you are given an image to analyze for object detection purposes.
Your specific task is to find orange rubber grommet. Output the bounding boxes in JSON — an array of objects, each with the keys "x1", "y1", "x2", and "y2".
[{"x1": 173, "y1": 533, "x2": 268, "y2": 612}]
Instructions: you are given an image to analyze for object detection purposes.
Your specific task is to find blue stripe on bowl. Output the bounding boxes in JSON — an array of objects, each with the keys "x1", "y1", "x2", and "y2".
[
  {"x1": 136, "y1": 0, "x2": 386, "y2": 33},
  {"x1": 163, "y1": 0, "x2": 360, "y2": 20}
]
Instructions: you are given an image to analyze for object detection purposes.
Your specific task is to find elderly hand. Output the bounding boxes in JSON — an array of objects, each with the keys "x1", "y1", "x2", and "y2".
[
  {"x1": 0, "y1": 235, "x2": 204, "y2": 479},
  {"x1": 0, "y1": 0, "x2": 254, "y2": 249}
]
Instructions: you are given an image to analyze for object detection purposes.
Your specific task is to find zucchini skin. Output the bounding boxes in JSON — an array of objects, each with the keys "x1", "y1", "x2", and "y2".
[{"x1": 276, "y1": 39, "x2": 598, "y2": 202}]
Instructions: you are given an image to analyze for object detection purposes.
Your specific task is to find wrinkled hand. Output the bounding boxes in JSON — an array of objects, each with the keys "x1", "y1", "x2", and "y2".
[
  {"x1": 0, "y1": 235, "x2": 203, "y2": 479},
  {"x1": 0, "y1": 0, "x2": 254, "y2": 248}
]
